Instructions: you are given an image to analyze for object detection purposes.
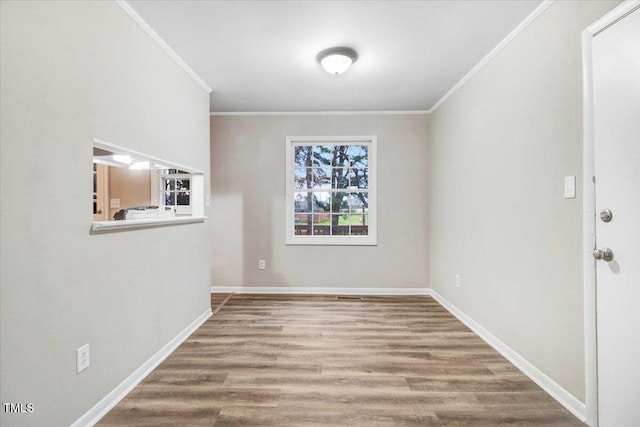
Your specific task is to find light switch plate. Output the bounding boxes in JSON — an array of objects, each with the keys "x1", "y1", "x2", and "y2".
[
  {"x1": 110, "y1": 198, "x2": 121, "y2": 208},
  {"x1": 564, "y1": 176, "x2": 576, "y2": 199}
]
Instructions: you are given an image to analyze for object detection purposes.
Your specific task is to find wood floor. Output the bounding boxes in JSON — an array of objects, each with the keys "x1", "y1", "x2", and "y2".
[{"x1": 98, "y1": 294, "x2": 582, "y2": 426}]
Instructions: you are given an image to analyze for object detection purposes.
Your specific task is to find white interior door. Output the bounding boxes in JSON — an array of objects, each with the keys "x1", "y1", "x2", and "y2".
[{"x1": 592, "y1": 7, "x2": 640, "y2": 427}]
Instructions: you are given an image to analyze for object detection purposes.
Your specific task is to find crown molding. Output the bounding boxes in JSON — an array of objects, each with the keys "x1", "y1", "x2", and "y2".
[
  {"x1": 427, "y1": 0, "x2": 555, "y2": 114},
  {"x1": 114, "y1": 0, "x2": 212, "y2": 94},
  {"x1": 584, "y1": 0, "x2": 639, "y2": 35}
]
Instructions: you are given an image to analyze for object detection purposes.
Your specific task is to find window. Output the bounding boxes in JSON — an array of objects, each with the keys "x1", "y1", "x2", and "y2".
[
  {"x1": 286, "y1": 136, "x2": 377, "y2": 245},
  {"x1": 160, "y1": 169, "x2": 191, "y2": 215}
]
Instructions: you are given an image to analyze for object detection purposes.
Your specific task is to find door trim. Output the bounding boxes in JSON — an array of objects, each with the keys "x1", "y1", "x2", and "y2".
[
  {"x1": 100, "y1": 164, "x2": 109, "y2": 221},
  {"x1": 581, "y1": 2, "x2": 640, "y2": 425}
]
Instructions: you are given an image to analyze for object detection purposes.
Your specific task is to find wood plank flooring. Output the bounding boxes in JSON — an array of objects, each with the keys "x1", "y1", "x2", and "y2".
[{"x1": 98, "y1": 294, "x2": 582, "y2": 426}]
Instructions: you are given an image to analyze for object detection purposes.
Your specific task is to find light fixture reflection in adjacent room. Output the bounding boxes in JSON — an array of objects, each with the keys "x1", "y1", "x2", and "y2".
[
  {"x1": 317, "y1": 47, "x2": 358, "y2": 75},
  {"x1": 129, "y1": 160, "x2": 150, "y2": 170},
  {"x1": 112, "y1": 154, "x2": 133, "y2": 165}
]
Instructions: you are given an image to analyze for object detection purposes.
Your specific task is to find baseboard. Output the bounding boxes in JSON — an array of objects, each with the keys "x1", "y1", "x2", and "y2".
[
  {"x1": 71, "y1": 308, "x2": 212, "y2": 427},
  {"x1": 211, "y1": 286, "x2": 430, "y2": 296},
  {"x1": 429, "y1": 289, "x2": 587, "y2": 422}
]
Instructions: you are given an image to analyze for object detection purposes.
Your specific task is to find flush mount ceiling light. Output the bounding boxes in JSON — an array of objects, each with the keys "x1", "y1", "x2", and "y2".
[{"x1": 317, "y1": 47, "x2": 358, "y2": 75}]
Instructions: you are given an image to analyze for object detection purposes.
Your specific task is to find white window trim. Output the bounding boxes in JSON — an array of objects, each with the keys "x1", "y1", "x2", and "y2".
[
  {"x1": 158, "y1": 172, "x2": 193, "y2": 215},
  {"x1": 285, "y1": 135, "x2": 377, "y2": 246}
]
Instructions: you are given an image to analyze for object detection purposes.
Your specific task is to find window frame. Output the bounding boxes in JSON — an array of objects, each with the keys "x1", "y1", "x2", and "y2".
[
  {"x1": 285, "y1": 135, "x2": 377, "y2": 246},
  {"x1": 158, "y1": 170, "x2": 192, "y2": 215}
]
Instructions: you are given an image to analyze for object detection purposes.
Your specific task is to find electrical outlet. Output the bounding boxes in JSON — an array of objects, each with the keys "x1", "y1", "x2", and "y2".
[
  {"x1": 258, "y1": 259, "x2": 266, "y2": 270},
  {"x1": 455, "y1": 274, "x2": 461, "y2": 288},
  {"x1": 110, "y1": 198, "x2": 120, "y2": 208},
  {"x1": 76, "y1": 344, "x2": 90, "y2": 373}
]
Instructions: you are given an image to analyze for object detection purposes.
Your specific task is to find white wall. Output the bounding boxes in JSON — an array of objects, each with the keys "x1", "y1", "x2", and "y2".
[
  {"x1": 210, "y1": 114, "x2": 429, "y2": 289},
  {"x1": 0, "y1": 2, "x2": 211, "y2": 426},
  {"x1": 428, "y1": 0, "x2": 619, "y2": 402}
]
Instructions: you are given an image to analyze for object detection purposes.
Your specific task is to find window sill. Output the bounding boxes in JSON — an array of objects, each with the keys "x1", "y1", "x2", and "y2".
[
  {"x1": 286, "y1": 236, "x2": 377, "y2": 246},
  {"x1": 91, "y1": 216, "x2": 206, "y2": 232}
]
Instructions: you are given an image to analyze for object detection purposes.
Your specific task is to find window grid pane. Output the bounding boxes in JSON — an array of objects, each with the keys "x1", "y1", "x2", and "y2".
[
  {"x1": 312, "y1": 167, "x2": 330, "y2": 189},
  {"x1": 294, "y1": 192, "x2": 312, "y2": 213},
  {"x1": 313, "y1": 192, "x2": 331, "y2": 213},
  {"x1": 165, "y1": 191, "x2": 175, "y2": 205},
  {"x1": 177, "y1": 179, "x2": 190, "y2": 190},
  {"x1": 176, "y1": 191, "x2": 190, "y2": 205},
  {"x1": 294, "y1": 168, "x2": 309, "y2": 189}
]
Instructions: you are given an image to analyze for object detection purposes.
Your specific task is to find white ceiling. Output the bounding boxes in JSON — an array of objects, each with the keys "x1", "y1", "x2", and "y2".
[{"x1": 127, "y1": 0, "x2": 543, "y2": 113}]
